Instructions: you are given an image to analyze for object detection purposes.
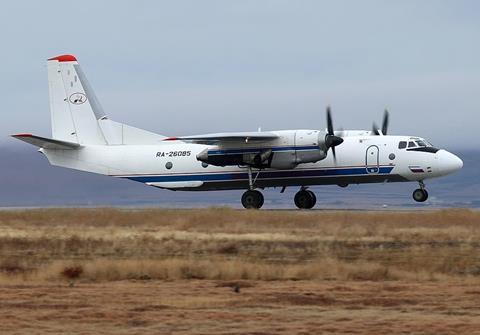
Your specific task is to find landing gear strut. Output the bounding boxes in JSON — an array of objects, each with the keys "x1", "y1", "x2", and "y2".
[
  {"x1": 294, "y1": 188, "x2": 317, "y2": 209},
  {"x1": 412, "y1": 181, "x2": 429, "y2": 202},
  {"x1": 241, "y1": 166, "x2": 264, "y2": 209}
]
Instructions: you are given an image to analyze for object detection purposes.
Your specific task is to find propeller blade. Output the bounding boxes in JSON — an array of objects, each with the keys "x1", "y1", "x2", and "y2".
[
  {"x1": 324, "y1": 106, "x2": 343, "y2": 165},
  {"x1": 382, "y1": 109, "x2": 389, "y2": 135},
  {"x1": 326, "y1": 106, "x2": 334, "y2": 135},
  {"x1": 372, "y1": 122, "x2": 380, "y2": 135}
]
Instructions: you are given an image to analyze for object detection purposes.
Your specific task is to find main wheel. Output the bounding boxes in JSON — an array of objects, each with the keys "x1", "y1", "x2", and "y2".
[
  {"x1": 306, "y1": 190, "x2": 317, "y2": 208},
  {"x1": 412, "y1": 188, "x2": 428, "y2": 202},
  {"x1": 294, "y1": 190, "x2": 316, "y2": 209},
  {"x1": 241, "y1": 190, "x2": 264, "y2": 209}
]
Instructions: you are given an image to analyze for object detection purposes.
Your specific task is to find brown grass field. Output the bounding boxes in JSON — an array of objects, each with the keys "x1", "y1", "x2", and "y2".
[{"x1": 0, "y1": 208, "x2": 480, "y2": 334}]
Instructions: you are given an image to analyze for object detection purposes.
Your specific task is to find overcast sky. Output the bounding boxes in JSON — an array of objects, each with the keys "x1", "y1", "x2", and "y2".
[{"x1": 1, "y1": 0, "x2": 479, "y2": 149}]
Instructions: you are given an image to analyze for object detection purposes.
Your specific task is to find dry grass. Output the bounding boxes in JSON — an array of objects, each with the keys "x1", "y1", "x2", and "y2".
[
  {"x1": 1, "y1": 208, "x2": 480, "y2": 334},
  {"x1": 16, "y1": 257, "x2": 438, "y2": 283},
  {"x1": 0, "y1": 208, "x2": 479, "y2": 283},
  {"x1": 2, "y1": 280, "x2": 480, "y2": 334}
]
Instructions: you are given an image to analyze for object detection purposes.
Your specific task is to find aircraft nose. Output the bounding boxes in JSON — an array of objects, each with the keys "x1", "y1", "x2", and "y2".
[{"x1": 436, "y1": 150, "x2": 463, "y2": 175}]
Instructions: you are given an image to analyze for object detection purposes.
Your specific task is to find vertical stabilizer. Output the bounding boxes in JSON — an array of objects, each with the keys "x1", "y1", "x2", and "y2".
[{"x1": 47, "y1": 55, "x2": 106, "y2": 145}]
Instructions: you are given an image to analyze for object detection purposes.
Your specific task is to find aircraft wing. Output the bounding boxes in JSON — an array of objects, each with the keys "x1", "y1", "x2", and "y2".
[
  {"x1": 11, "y1": 134, "x2": 81, "y2": 150},
  {"x1": 164, "y1": 132, "x2": 278, "y2": 144}
]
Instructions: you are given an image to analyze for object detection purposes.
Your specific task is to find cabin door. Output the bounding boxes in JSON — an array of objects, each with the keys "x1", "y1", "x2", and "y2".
[{"x1": 366, "y1": 145, "x2": 379, "y2": 174}]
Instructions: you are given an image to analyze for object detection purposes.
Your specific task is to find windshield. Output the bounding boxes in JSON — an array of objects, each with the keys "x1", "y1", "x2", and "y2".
[
  {"x1": 413, "y1": 138, "x2": 434, "y2": 147},
  {"x1": 400, "y1": 138, "x2": 436, "y2": 150},
  {"x1": 403, "y1": 138, "x2": 439, "y2": 153},
  {"x1": 415, "y1": 140, "x2": 427, "y2": 147}
]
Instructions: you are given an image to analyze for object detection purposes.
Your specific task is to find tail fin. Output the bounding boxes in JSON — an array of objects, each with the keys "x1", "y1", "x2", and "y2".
[
  {"x1": 47, "y1": 55, "x2": 107, "y2": 144},
  {"x1": 47, "y1": 54, "x2": 165, "y2": 145}
]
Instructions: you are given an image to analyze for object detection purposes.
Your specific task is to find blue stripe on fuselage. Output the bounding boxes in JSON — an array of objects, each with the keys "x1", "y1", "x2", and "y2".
[{"x1": 123, "y1": 166, "x2": 394, "y2": 183}]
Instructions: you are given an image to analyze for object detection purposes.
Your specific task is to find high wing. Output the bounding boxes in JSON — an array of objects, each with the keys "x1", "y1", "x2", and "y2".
[
  {"x1": 11, "y1": 134, "x2": 81, "y2": 150},
  {"x1": 164, "y1": 131, "x2": 278, "y2": 144}
]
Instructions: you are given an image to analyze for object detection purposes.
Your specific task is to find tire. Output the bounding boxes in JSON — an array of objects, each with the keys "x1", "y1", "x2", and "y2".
[
  {"x1": 412, "y1": 188, "x2": 428, "y2": 202},
  {"x1": 294, "y1": 190, "x2": 315, "y2": 209},
  {"x1": 241, "y1": 190, "x2": 264, "y2": 209},
  {"x1": 306, "y1": 190, "x2": 317, "y2": 209}
]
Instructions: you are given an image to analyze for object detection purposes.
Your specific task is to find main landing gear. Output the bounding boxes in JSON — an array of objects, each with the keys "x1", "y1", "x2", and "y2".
[
  {"x1": 241, "y1": 187, "x2": 318, "y2": 210},
  {"x1": 240, "y1": 166, "x2": 320, "y2": 209},
  {"x1": 412, "y1": 181, "x2": 429, "y2": 202},
  {"x1": 241, "y1": 190, "x2": 264, "y2": 209},
  {"x1": 241, "y1": 166, "x2": 264, "y2": 209},
  {"x1": 294, "y1": 189, "x2": 317, "y2": 209},
  {"x1": 240, "y1": 166, "x2": 319, "y2": 209}
]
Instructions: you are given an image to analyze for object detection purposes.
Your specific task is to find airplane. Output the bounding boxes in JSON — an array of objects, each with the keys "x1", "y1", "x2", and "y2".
[{"x1": 12, "y1": 55, "x2": 463, "y2": 209}]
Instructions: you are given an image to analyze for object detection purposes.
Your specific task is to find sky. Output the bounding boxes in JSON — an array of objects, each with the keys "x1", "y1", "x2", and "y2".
[{"x1": 1, "y1": 0, "x2": 479, "y2": 150}]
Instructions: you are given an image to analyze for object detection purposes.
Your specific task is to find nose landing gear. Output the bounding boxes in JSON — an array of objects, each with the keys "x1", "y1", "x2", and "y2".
[
  {"x1": 294, "y1": 189, "x2": 317, "y2": 209},
  {"x1": 412, "y1": 181, "x2": 429, "y2": 202}
]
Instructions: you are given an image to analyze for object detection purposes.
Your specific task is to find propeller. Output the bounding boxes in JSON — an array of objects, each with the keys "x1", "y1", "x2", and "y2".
[
  {"x1": 372, "y1": 109, "x2": 389, "y2": 135},
  {"x1": 325, "y1": 106, "x2": 344, "y2": 163}
]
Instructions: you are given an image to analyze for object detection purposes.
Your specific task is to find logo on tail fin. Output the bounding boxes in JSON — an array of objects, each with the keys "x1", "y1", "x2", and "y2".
[{"x1": 69, "y1": 93, "x2": 87, "y2": 105}]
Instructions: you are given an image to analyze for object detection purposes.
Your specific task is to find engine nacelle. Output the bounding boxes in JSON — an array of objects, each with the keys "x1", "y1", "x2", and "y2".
[
  {"x1": 196, "y1": 130, "x2": 328, "y2": 169},
  {"x1": 269, "y1": 130, "x2": 327, "y2": 169},
  {"x1": 196, "y1": 148, "x2": 274, "y2": 167}
]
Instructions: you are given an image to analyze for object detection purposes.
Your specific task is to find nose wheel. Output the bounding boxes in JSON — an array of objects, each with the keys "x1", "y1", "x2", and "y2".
[
  {"x1": 294, "y1": 189, "x2": 317, "y2": 209},
  {"x1": 412, "y1": 181, "x2": 428, "y2": 202},
  {"x1": 241, "y1": 190, "x2": 264, "y2": 209}
]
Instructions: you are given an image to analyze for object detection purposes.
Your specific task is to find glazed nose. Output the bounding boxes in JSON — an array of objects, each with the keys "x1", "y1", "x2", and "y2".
[{"x1": 436, "y1": 150, "x2": 463, "y2": 175}]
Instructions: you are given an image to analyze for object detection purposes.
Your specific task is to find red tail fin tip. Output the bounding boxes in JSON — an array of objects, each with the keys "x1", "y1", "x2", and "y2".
[{"x1": 47, "y1": 54, "x2": 77, "y2": 62}]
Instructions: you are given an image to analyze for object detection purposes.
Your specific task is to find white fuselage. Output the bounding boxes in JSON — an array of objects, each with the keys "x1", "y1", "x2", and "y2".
[{"x1": 41, "y1": 131, "x2": 463, "y2": 192}]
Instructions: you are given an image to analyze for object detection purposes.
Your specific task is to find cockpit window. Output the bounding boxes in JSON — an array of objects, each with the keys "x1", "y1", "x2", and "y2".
[
  {"x1": 406, "y1": 138, "x2": 439, "y2": 153},
  {"x1": 415, "y1": 140, "x2": 427, "y2": 147},
  {"x1": 398, "y1": 141, "x2": 407, "y2": 149}
]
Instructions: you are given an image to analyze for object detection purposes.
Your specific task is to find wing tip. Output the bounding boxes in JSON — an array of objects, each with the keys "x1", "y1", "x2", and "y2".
[
  {"x1": 47, "y1": 54, "x2": 77, "y2": 62},
  {"x1": 11, "y1": 133, "x2": 33, "y2": 138}
]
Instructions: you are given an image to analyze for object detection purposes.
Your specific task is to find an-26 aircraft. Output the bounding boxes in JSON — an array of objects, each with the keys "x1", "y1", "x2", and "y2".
[{"x1": 13, "y1": 55, "x2": 463, "y2": 209}]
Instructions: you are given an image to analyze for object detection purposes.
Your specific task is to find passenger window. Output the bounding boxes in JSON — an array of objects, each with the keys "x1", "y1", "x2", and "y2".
[
  {"x1": 398, "y1": 141, "x2": 407, "y2": 149},
  {"x1": 408, "y1": 141, "x2": 416, "y2": 148}
]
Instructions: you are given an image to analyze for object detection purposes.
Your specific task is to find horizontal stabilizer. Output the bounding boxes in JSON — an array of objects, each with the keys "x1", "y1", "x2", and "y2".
[
  {"x1": 11, "y1": 134, "x2": 81, "y2": 150},
  {"x1": 164, "y1": 132, "x2": 278, "y2": 144}
]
